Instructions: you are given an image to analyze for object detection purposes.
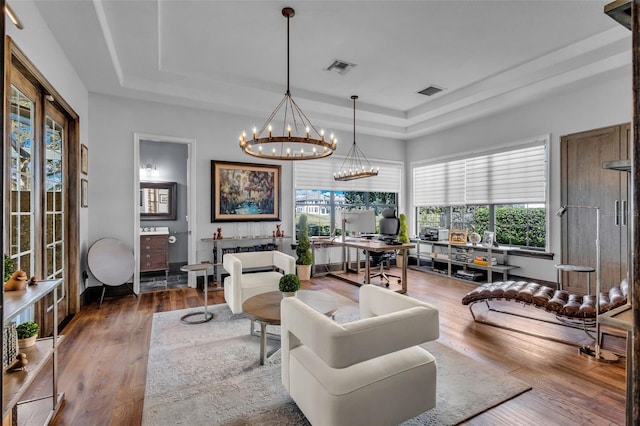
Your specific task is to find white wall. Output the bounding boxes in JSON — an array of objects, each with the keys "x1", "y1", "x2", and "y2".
[
  {"x1": 88, "y1": 93, "x2": 404, "y2": 287},
  {"x1": 406, "y1": 70, "x2": 632, "y2": 281},
  {"x1": 8, "y1": 0, "x2": 90, "y2": 290}
]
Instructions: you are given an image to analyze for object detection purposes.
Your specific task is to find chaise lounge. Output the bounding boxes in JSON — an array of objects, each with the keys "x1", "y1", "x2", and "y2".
[{"x1": 461, "y1": 279, "x2": 629, "y2": 344}]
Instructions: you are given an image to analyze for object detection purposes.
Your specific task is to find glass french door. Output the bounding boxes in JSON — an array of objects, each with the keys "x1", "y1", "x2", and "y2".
[
  {"x1": 7, "y1": 64, "x2": 68, "y2": 333},
  {"x1": 45, "y1": 106, "x2": 67, "y2": 316}
]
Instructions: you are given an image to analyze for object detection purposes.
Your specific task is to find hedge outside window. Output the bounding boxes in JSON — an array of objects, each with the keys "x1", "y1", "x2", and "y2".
[
  {"x1": 416, "y1": 204, "x2": 546, "y2": 249},
  {"x1": 413, "y1": 137, "x2": 548, "y2": 250}
]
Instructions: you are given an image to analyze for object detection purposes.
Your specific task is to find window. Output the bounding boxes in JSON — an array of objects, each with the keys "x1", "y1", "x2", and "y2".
[
  {"x1": 294, "y1": 157, "x2": 403, "y2": 236},
  {"x1": 413, "y1": 138, "x2": 548, "y2": 250},
  {"x1": 295, "y1": 190, "x2": 397, "y2": 236},
  {"x1": 9, "y1": 84, "x2": 36, "y2": 275}
]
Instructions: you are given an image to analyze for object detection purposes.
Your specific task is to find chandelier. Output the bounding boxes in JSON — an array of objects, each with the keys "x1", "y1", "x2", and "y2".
[
  {"x1": 333, "y1": 96, "x2": 379, "y2": 181},
  {"x1": 239, "y1": 7, "x2": 336, "y2": 161}
]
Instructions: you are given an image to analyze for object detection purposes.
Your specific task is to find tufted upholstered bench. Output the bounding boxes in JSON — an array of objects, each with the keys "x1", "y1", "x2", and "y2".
[{"x1": 461, "y1": 279, "x2": 628, "y2": 318}]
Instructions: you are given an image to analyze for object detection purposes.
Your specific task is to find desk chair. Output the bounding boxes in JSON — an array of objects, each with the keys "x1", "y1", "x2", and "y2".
[{"x1": 367, "y1": 208, "x2": 401, "y2": 287}]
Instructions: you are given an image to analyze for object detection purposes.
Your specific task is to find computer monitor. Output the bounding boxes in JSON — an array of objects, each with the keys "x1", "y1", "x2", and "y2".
[{"x1": 341, "y1": 209, "x2": 376, "y2": 236}]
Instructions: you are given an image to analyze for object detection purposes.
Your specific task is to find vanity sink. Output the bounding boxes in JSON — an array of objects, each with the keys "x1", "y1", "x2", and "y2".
[{"x1": 140, "y1": 226, "x2": 169, "y2": 235}]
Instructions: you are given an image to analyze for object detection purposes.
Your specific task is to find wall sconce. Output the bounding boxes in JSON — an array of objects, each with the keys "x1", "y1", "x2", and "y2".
[{"x1": 140, "y1": 163, "x2": 159, "y2": 179}]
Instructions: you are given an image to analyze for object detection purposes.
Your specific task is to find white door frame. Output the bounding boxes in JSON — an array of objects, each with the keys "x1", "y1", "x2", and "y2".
[{"x1": 133, "y1": 133, "x2": 198, "y2": 292}]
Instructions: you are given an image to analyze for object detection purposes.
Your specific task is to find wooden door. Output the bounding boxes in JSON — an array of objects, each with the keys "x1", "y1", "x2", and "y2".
[{"x1": 560, "y1": 124, "x2": 629, "y2": 294}]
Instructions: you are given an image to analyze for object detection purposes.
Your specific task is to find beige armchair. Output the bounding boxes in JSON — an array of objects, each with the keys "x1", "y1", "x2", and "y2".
[
  {"x1": 223, "y1": 250, "x2": 296, "y2": 314},
  {"x1": 281, "y1": 285, "x2": 439, "y2": 426}
]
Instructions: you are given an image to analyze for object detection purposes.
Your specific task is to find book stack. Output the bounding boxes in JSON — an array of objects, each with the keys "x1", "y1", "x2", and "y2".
[
  {"x1": 3, "y1": 322, "x2": 18, "y2": 370},
  {"x1": 454, "y1": 270, "x2": 483, "y2": 281},
  {"x1": 455, "y1": 252, "x2": 472, "y2": 262},
  {"x1": 472, "y1": 256, "x2": 497, "y2": 266}
]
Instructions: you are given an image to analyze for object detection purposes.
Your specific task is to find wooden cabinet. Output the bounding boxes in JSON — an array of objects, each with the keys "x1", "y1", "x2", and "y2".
[
  {"x1": 140, "y1": 234, "x2": 169, "y2": 275},
  {"x1": 560, "y1": 123, "x2": 630, "y2": 293}
]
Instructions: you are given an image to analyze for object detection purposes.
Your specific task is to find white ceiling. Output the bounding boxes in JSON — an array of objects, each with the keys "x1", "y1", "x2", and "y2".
[{"x1": 33, "y1": 0, "x2": 631, "y2": 140}]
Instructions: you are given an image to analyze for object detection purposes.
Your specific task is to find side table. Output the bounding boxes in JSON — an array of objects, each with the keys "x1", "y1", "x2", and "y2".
[
  {"x1": 242, "y1": 290, "x2": 337, "y2": 365},
  {"x1": 179, "y1": 263, "x2": 218, "y2": 324},
  {"x1": 555, "y1": 264, "x2": 595, "y2": 293}
]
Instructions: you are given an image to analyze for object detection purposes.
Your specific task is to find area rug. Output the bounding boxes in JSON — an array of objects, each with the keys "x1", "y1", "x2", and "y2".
[{"x1": 142, "y1": 290, "x2": 531, "y2": 425}]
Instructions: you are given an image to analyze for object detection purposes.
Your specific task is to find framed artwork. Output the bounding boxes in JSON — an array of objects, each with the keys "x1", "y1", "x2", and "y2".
[
  {"x1": 80, "y1": 144, "x2": 89, "y2": 175},
  {"x1": 211, "y1": 160, "x2": 281, "y2": 222},
  {"x1": 483, "y1": 231, "x2": 495, "y2": 246},
  {"x1": 81, "y1": 178, "x2": 88, "y2": 208},
  {"x1": 449, "y1": 229, "x2": 467, "y2": 245}
]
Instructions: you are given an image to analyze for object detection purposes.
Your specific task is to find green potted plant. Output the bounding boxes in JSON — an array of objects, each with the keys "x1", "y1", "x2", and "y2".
[
  {"x1": 4, "y1": 254, "x2": 14, "y2": 282},
  {"x1": 16, "y1": 321, "x2": 39, "y2": 349},
  {"x1": 279, "y1": 273, "x2": 301, "y2": 297},
  {"x1": 396, "y1": 213, "x2": 410, "y2": 268},
  {"x1": 296, "y1": 214, "x2": 313, "y2": 281}
]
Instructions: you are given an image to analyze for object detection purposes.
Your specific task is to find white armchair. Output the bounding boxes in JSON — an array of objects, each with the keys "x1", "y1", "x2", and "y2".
[
  {"x1": 281, "y1": 285, "x2": 439, "y2": 426},
  {"x1": 223, "y1": 250, "x2": 296, "y2": 314}
]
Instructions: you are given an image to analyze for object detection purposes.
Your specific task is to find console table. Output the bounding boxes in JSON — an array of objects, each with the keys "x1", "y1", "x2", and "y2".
[
  {"x1": 3, "y1": 279, "x2": 64, "y2": 425},
  {"x1": 201, "y1": 236, "x2": 291, "y2": 282}
]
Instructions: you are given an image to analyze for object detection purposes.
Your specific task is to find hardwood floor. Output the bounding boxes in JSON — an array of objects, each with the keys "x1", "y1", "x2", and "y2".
[{"x1": 25, "y1": 269, "x2": 626, "y2": 425}]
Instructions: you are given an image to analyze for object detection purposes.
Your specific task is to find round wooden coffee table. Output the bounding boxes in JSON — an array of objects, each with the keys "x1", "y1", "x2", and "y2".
[{"x1": 242, "y1": 290, "x2": 337, "y2": 365}]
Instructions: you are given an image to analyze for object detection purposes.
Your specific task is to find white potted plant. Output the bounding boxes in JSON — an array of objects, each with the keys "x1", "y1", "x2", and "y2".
[{"x1": 16, "y1": 321, "x2": 39, "y2": 349}]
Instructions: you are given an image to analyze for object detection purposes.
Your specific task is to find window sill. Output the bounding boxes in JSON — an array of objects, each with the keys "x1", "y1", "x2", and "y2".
[{"x1": 511, "y1": 249, "x2": 555, "y2": 260}]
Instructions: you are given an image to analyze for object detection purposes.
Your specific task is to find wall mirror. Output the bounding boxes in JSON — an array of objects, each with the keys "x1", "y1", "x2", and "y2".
[{"x1": 140, "y1": 181, "x2": 177, "y2": 220}]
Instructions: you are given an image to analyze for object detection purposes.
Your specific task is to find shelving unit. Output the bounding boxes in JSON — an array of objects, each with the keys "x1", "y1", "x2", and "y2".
[
  {"x1": 409, "y1": 239, "x2": 518, "y2": 284},
  {"x1": 3, "y1": 279, "x2": 64, "y2": 425}
]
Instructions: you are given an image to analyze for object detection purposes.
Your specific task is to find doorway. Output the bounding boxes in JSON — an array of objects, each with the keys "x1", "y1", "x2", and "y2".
[{"x1": 133, "y1": 133, "x2": 197, "y2": 293}]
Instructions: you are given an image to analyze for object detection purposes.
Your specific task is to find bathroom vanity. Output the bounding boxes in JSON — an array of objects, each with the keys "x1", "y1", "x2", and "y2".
[{"x1": 140, "y1": 227, "x2": 169, "y2": 280}]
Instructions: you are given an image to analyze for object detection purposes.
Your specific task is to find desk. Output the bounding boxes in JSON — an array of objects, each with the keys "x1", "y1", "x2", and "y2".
[{"x1": 332, "y1": 237, "x2": 415, "y2": 293}]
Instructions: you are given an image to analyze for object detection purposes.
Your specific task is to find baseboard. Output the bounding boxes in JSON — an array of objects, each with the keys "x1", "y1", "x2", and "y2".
[{"x1": 82, "y1": 283, "x2": 135, "y2": 305}]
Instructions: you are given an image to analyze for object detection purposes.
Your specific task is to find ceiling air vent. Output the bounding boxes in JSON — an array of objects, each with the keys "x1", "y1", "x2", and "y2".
[
  {"x1": 325, "y1": 59, "x2": 357, "y2": 75},
  {"x1": 418, "y1": 85, "x2": 445, "y2": 96}
]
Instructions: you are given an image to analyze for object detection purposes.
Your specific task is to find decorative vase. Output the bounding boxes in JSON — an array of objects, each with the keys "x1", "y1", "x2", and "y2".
[
  {"x1": 281, "y1": 291, "x2": 297, "y2": 298},
  {"x1": 18, "y1": 335, "x2": 37, "y2": 349},
  {"x1": 297, "y1": 265, "x2": 311, "y2": 281},
  {"x1": 469, "y1": 232, "x2": 481, "y2": 245}
]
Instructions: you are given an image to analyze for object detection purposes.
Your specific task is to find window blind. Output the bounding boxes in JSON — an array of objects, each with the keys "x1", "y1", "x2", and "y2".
[
  {"x1": 294, "y1": 157, "x2": 403, "y2": 193},
  {"x1": 413, "y1": 160, "x2": 465, "y2": 206},
  {"x1": 413, "y1": 139, "x2": 547, "y2": 206}
]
